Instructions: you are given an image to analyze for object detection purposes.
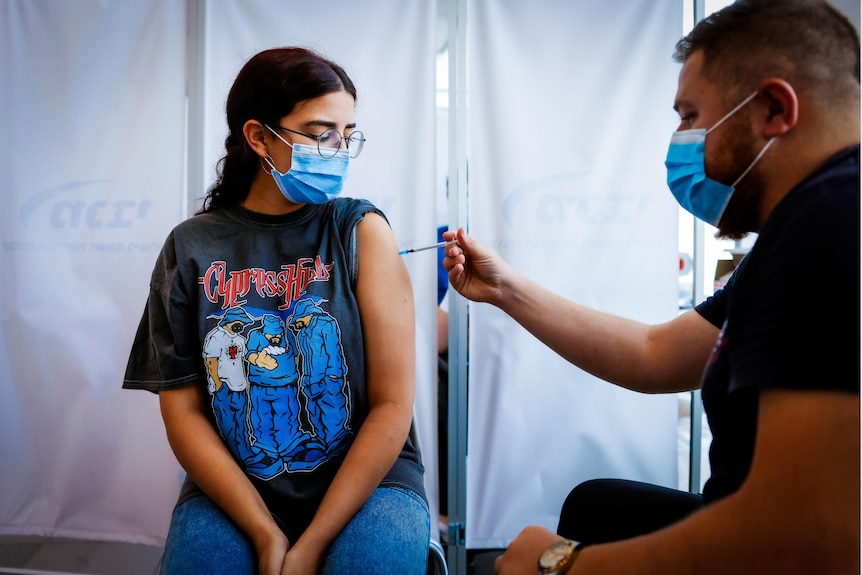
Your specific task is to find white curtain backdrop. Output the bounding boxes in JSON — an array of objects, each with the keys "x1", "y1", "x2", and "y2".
[
  {"x1": 465, "y1": 0, "x2": 683, "y2": 548},
  {"x1": 0, "y1": 0, "x2": 440, "y2": 546},
  {"x1": 0, "y1": 1, "x2": 187, "y2": 544},
  {"x1": 1, "y1": 0, "x2": 686, "y2": 553}
]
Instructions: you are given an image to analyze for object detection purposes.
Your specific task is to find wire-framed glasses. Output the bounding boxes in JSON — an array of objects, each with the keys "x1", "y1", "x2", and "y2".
[{"x1": 277, "y1": 126, "x2": 366, "y2": 159}]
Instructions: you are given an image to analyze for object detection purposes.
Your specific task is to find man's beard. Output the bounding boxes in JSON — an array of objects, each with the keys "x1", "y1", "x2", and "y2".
[
  {"x1": 716, "y1": 173, "x2": 764, "y2": 240},
  {"x1": 709, "y1": 118, "x2": 768, "y2": 240}
]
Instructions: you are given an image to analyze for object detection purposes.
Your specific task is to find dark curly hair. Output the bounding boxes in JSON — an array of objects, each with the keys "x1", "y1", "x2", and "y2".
[{"x1": 199, "y1": 47, "x2": 357, "y2": 213}]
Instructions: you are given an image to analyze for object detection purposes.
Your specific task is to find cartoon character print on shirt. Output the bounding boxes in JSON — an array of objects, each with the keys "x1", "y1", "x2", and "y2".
[
  {"x1": 202, "y1": 303, "x2": 352, "y2": 481},
  {"x1": 244, "y1": 314, "x2": 327, "y2": 476},
  {"x1": 202, "y1": 307, "x2": 259, "y2": 466},
  {"x1": 288, "y1": 297, "x2": 352, "y2": 453}
]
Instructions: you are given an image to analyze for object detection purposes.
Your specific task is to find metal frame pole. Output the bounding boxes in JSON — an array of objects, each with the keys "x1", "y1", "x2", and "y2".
[
  {"x1": 446, "y1": 0, "x2": 469, "y2": 571},
  {"x1": 688, "y1": 0, "x2": 706, "y2": 495},
  {"x1": 185, "y1": 0, "x2": 206, "y2": 219}
]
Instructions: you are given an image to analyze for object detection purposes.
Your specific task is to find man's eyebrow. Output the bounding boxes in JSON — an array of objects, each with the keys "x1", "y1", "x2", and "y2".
[{"x1": 673, "y1": 99, "x2": 693, "y2": 113}]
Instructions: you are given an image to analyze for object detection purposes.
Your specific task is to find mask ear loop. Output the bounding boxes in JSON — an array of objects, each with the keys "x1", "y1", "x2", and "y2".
[
  {"x1": 706, "y1": 90, "x2": 759, "y2": 135},
  {"x1": 265, "y1": 125, "x2": 294, "y2": 149},
  {"x1": 732, "y1": 137, "x2": 775, "y2": 188},
  {"x1": 262, "y1": 125, "x2": 294, "y2": 175},
  {"x1": 261, "y1": 155, "x2": 277, "y2": 174}
]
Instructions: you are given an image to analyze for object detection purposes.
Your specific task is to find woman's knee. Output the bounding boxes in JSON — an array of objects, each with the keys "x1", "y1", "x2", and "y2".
[
  {"x1": 161, "y1": 495, "x2": 255, "y2": 575},
  {"x1": 322, "y1": 486, "x2": 430, "y2": 575}
]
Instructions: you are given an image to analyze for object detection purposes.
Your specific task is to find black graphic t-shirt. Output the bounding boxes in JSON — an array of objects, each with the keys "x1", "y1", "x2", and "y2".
[{"x1": 123, "y1": 198, "x2": 425, "y2": 541}]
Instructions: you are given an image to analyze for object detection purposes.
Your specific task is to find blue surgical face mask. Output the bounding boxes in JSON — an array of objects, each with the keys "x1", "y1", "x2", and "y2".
[
  {"x1": 665, "y1": 91, "x2": 774, "y2": 226},
  {"x1": 264, "y1": 125, "x2": 350, "y2": 205}
]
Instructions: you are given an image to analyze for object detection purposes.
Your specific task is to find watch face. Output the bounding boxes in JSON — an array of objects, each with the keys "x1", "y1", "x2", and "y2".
[{"x1": 539, "y1": 539, "x2": 574, "y2": 569}]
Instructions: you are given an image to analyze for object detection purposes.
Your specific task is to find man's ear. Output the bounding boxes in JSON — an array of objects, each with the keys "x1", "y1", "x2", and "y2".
[
  {"x1": 243, "y1": 119, "x2": 270, "y2": 158},
  {"x1": 754, "y1": 79, "x2": 798, "y2": 138}
]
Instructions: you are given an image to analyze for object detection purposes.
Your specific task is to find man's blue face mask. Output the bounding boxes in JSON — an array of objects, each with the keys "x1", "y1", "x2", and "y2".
[
  {"x1": 264, "y1": 125, "x2": 350, "y2": 205},
  {"x1": 665, "y1": 91, "x2": 774, "y2": 226}
]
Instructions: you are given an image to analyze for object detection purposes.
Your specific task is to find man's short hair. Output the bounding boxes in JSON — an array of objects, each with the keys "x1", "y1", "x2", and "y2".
[{"x1": 674, "y1": 0, "x2": 860, "y2": 106}]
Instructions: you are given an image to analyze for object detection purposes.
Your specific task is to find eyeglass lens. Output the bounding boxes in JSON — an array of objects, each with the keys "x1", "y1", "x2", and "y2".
[{"x1": 317, "y1": 129, "x2": 365, "y2": 159}]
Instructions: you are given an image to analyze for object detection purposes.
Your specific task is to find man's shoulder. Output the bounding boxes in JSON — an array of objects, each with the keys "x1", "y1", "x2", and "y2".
[
  {"x1": 772, "y1": 145, "x2": 859, "y2": 230},
  {"x1": 797, "y1": 144, "x2": 860, "y2": 199}
]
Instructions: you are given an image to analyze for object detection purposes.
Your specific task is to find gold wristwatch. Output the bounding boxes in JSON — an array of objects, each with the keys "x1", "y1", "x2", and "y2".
[{"x1": 537, "y1": 538, "x2": 583, "y2": 575}]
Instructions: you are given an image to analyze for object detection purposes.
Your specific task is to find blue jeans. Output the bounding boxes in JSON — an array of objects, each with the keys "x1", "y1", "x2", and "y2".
[{"x1": 161, "y1": 485, "x2": 430, "y2": 575}]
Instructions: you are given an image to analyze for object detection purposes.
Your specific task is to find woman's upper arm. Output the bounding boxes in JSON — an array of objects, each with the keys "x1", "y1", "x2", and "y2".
[
  {"x1": 159, "y1": 383, "x2": 207, "y2": 428},
  {"x1": 158, "y1": 383, "x2": 218, "y2": 463},
  {"x1": 354, "y1": 212, "x2": 415, "y2": 409}
]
